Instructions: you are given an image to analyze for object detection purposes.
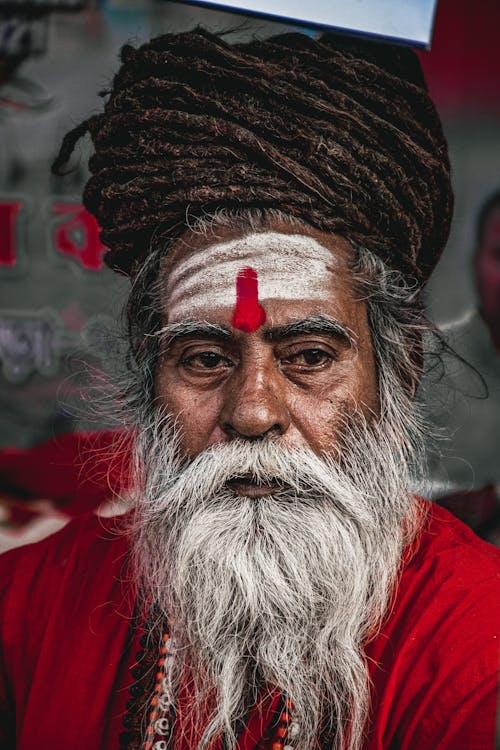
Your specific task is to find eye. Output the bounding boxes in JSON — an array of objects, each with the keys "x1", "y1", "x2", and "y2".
[
  {"x1": 181, "y1": 351, "x2": 234, "y2": 371},
  {"x1": 282, "y1": 348, "x2": 334, "y2": 368}
]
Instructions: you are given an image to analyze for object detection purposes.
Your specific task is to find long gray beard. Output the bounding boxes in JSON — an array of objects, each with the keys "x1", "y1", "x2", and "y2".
[{"x1": 130, "y1": 413, "x2": 423, "y2": 750}]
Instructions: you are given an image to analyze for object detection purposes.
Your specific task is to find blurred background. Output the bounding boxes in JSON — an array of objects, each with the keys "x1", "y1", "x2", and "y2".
[{"x1": 0, "y1": 0, "x2": 499, "y2": 549}]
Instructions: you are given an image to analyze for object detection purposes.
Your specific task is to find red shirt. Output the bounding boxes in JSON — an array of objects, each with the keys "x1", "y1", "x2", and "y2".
[{"x1": 0, "y1": 502, "x2": 499, "y2": 750}]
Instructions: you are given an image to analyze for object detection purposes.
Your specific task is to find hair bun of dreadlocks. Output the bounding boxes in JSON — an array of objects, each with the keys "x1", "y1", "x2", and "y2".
[{"x1": 53, "y1": 27, "x2": 453, "y2": 280}]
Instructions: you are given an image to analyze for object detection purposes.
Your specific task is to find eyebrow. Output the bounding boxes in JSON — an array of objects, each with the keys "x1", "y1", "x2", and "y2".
[
  {"x1": 154, "y1": 320, "x2": 232, "y2": 346},
  {"x1": 155, "y1": 315, "x2": 354, "y2": 347},
  {"x1": 264, "y1": 315, "x2": 355, "y2": 346}
]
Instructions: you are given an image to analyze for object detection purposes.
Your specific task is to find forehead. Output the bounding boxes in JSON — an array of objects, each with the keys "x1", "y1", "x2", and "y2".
[{"x1": 163, "y1": 228, "x2": 352, "y2": 323}]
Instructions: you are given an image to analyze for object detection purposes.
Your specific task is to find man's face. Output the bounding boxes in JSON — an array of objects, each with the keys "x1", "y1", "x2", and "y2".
[
  {"x1": 477, "y1": 205, "x2": 500, "y2": 351},
  {"x1": 154, "y1": 222, "x2": 379, "y2": 474}
]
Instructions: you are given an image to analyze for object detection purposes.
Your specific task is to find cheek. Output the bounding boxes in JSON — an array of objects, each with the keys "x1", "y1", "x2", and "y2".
[
  {"x1": 154, "y1": 367, "x2": 224, "y2": 455},
  {"x1": 288, "y1": 364, "x2": 379, "y2": 454},
  {"x1": 289, "y1": 396, "x2": 356, "y2": 456}
]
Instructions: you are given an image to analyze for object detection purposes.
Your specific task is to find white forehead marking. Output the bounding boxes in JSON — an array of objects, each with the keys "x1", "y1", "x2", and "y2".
[{"x1": 166, "y1": 232, "x2": 336, "y2": 320}]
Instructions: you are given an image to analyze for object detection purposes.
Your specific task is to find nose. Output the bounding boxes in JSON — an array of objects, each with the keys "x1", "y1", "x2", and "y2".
[{"x1": 219, "y1": 358, "x2": 291, "y2": 441}]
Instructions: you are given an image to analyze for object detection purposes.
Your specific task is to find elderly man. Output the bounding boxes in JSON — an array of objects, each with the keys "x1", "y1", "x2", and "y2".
[{"x1": 1, "y1": 29, "x2": 499, "y2": 750}]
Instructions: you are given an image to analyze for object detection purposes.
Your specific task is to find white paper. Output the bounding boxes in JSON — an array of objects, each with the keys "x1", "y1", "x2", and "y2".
[{"x1": 177, "y1": 0, "x2": 439, "y2": 48}]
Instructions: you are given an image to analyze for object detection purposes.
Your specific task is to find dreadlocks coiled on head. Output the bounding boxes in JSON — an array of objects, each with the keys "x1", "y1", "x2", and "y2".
[{"x1": 52, "y1": 27, "x2": 453, "y2": 281}]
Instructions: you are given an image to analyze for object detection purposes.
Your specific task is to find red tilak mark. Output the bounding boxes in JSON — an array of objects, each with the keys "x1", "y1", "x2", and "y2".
[{"x1": 232, "y1": 266, "x2": 266, "y2": 333}]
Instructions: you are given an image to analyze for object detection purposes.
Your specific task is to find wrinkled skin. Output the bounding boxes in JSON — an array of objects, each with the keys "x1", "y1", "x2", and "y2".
[{"x1": 154, "y1": 222, "x2": 379, "y2": 493}]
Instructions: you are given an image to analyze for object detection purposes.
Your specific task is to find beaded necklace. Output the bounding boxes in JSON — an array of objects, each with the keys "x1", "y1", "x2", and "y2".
[
  {"x1": 144, "y1": 628, "x2": 176, "y2": 750},
  {"x1": 121, "y1": 616, "x2": 299, "y2": 750}
]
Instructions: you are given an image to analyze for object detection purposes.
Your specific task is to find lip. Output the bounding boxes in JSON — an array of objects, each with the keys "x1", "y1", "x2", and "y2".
[{"x1": 225, "y1": 476, "x2": 285, "y2": 498}]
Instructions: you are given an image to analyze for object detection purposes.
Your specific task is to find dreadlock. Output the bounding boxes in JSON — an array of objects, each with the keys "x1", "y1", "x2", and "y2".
[{"x1": 52, "y1": 27, "x2": 453, "y2": 282}]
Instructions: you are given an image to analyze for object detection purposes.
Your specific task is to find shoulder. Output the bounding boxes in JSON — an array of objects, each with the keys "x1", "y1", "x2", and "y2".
[
  {"x1": 0, "y1": 512, "x2": 131, "y2": 649},
  {"x1": 366, "y1": 501, "x2": 500, "y2": 749},
  {"x1": 0, "y1": 514, "x2": 134, "y2": 746},
  {"x1": 389, "y1": 500, "x2": 500, "y2": 647},
  {"x1": 0, "y1": 512, "x2": 130, "y2": 590},
  {"x1": 406, "y1": 500, "x2": 500, "y2": 597},
  {"x1": 400, "y1": 501, "x2": 500, "y2": 664}
]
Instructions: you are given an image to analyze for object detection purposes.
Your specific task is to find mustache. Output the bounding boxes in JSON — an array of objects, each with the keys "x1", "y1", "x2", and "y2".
[
  {"x1": 150, "y1": 438, "x2": 335, "y2": 492},
  {"x1": 143, "y1": 435, "x2": 381, "y2": 530}
]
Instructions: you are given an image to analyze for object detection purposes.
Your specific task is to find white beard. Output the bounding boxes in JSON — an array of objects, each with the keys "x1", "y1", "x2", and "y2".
[{"x1": 130, "y1": 413, "x2": 423, "y2": 750}]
